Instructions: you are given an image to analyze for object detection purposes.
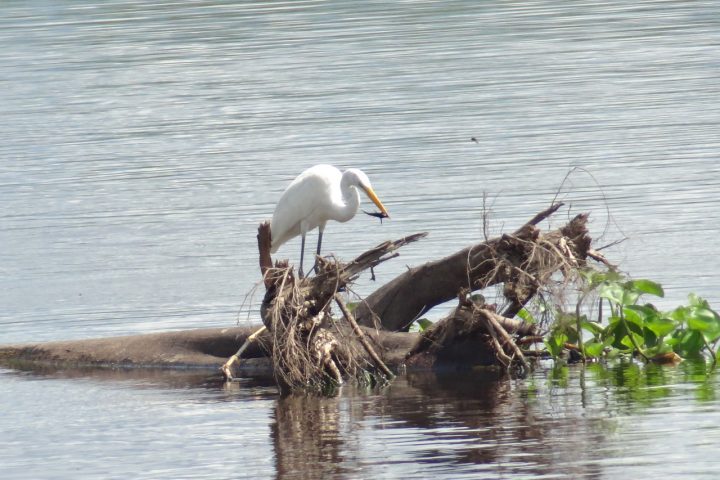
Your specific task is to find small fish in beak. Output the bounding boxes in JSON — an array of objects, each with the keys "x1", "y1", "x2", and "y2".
[{"x1": 363, "y1": 209, "x2": 389, "y2": 223}]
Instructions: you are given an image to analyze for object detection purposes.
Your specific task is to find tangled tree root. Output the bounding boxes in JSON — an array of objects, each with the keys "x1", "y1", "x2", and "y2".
[
  {"x1": 256, "y1": 225, "x2": 426, "y2": 392},
  {"x1": 353, "y1": 203, "x2": 591, "y2": 331},
  {"x1": 405, "y1": 292, "x2": 536, "y2": 373}
]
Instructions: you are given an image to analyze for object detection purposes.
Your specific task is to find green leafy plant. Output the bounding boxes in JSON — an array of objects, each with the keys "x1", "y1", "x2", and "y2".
[{"x1": 545, "y1": 268, "x2": 720, "y2": 365}]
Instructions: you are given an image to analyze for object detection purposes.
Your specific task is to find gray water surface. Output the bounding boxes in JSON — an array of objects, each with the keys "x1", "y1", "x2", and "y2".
[
  {"x1": 2, "y1": 1, "x2": 720, "y2": 478},
  {"x1": 3, "y1": 363, "x2": 720, "y2": 479}
]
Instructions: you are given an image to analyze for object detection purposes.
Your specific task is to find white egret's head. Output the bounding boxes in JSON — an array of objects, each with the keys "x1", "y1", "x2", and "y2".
[{"x1": 344, "y1": 168, "x2": 389, "y2": 218}]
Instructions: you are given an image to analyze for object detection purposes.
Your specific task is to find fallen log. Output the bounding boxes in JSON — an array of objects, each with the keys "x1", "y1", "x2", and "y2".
[
  {"x1": 0, "y1": 326, "x2": 417, "y2": 378},
  {"x1": 0, "y1": 327, "x2": 267, "y2": 370},
  {"x1": 354, "y1": 203, "x2": 591, "y2": 331},
  {"x1": 241, "y1": 203, "x2": 594, "y2": 389}
]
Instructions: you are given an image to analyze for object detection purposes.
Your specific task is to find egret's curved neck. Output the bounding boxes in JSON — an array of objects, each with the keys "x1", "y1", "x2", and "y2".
[{"x1": 336, "y1": 174, "x2": 361, "y2": 223}]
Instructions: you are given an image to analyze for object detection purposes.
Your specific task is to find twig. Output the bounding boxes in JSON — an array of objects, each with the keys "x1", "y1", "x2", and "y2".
[
  {"x1": 480, "y1": 309, "x2": 531, "y2": 373},
  {"x1": 334, "y1": 294, "x2": 395, "y2": 380},
  {"x1": 482, "y1": 319, "x2": 513, "y2": 368},
  {"x1": 516, "y1": 335, "x2": 545, "y2": 346},
  {"x1": 587, "y1": 248, "x2": 614, "y2": 267},
  {"x1": 595, "y1": 238, "x2": 628, "y2": 252},
  {"x1": 221, "y1": 325, "x2": 267, "y2": 381},
  {"x1": 525, "y1": 202, "x2": 564, "y2": 227}
]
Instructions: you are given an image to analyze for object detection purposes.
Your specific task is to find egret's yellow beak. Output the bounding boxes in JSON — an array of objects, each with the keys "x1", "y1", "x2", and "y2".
[{"x1": 363, "y1": 186, "x2": 389, "y2": 218}]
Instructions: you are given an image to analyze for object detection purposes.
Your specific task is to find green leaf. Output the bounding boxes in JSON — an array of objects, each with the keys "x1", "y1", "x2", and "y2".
[
  {"x1": 688, "y1": 293, "x2": 710, "y2": 309},
  {"x1": 346, "y1": 302, "x2": 359, "y2": 313},
  {"x1": 643, "y1": 327, "x2": 659, "y2": 348},
  {"x1": 516, "y1": 308, "x2": 536, "y2": 324},
  {"x1": 644, "y1": 316, "x2": 676, "y2": 337},
  {"x1": 612, "y1": 314, "x2": 644, "y2": 352},
  {"x1": 627, "y1": 279, "x2": 665, "y2": 298},
  {"x1": 584, "y1": 341, "x2": 605, "y2": 358},
  {"x1": 669, "y1": 306, "x2": 691, "y2": 324},
  {"x1": 579, "y1": 268, "x2": 621, "y2": 289},
  {"x1": 620, "y1": 333, "x2": 641, "y2": 352},
  {"x1": 545, "y1": 332, "x2": 568, "y2": 358},
  {"x1": 599, "y1": 283, "x2": 624, "y2": 305},
  {"x1": 581, "y1": 320, "x2": 603, "y2": 336},
  {"x1": 676, "y1": 330, "x2": 705, "y2": 356},
  {"x1": 416, "y1": 318, "x2": 433, "y2": 332},
  {"x1": 626, "y1": 304, "x2": 658, "y2": 318},
  {"x1": 623, "y1": 307, "x2": 645, "y2": 329},
  {"x1": 686, "y1": 307, "x2": 719, "y2": 333},
  {"x1": 605, "y1": 322, "x2": 627, "y2": 350},
  {"x1": 603, "y1": 320, "x2": 621, "y2": 347},
  {"x1": 621, "y1": 289, "x2": 641, "y2": 306}
]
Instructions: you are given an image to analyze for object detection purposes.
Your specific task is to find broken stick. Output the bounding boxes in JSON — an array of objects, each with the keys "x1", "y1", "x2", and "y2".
[{"x1": 221, "y1": 325, "x2": 267, "y2": 381}]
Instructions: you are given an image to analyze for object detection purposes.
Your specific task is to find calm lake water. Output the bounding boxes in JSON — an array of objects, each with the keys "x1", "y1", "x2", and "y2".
[{"x1": 2, "y1": 1, "x2": 720, "y2": 478}]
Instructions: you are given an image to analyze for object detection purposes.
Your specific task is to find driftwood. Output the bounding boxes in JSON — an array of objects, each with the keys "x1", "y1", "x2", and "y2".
[
  {"x1": 0, "y1": 327, "x2": 271, "y2": 371},
  {"x1": 405, "y1": 293, "x2": 537, "y2": 371},
  {"x1": 228, "y1": 202, "x2": 595, "y2": 389},
  {"x1": 354, "y1": 203, "x2": 590, "y2": 331},
  {"x1": 0, "y1": 203, "x2": 598, "y2": 383},
  {"x1": 252, "y1": 222, "x2": 427, "y2": 390},
  {"x1": 0, "y1": 326, "x2": 417, "y2": 377}
]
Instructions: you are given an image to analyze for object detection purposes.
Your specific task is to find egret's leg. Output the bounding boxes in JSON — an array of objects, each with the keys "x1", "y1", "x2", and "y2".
[
  {"x1": 311, "y1": 230, "x2": 323, "y2": 275},
  {"x1": 299, "y1": 232, "x2": 306, "y2": 279},
  {"x1": 317, "y1": 230, "x2": 323, "y2": 257}
]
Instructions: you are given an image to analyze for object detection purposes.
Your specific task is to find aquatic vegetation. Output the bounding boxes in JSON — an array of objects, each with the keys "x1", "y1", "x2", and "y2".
[{"x1": 545, "y1": 268, "x2": 720, "y2": 365}]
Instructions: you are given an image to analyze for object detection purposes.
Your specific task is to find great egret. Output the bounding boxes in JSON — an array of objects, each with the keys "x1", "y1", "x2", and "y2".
[{"x1": 270, "y1": 164, "x2": 389, "y2": 277}]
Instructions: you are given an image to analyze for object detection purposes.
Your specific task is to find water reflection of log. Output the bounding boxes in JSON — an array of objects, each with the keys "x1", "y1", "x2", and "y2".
[
  {"x1": 271, "y1": 394, "x2": 355, "y2": 480},
  {"x1": 267, "y1": 372, "x2": 608, "y2": 478},
  {"x1": 367, "y1": 372, "x2": 607, "y2": 478}
]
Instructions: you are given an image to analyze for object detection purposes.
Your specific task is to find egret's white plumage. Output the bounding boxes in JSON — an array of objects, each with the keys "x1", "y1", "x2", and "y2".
[{"x1": 270, "y1": 164, "x2": 389, "y2": 277}]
